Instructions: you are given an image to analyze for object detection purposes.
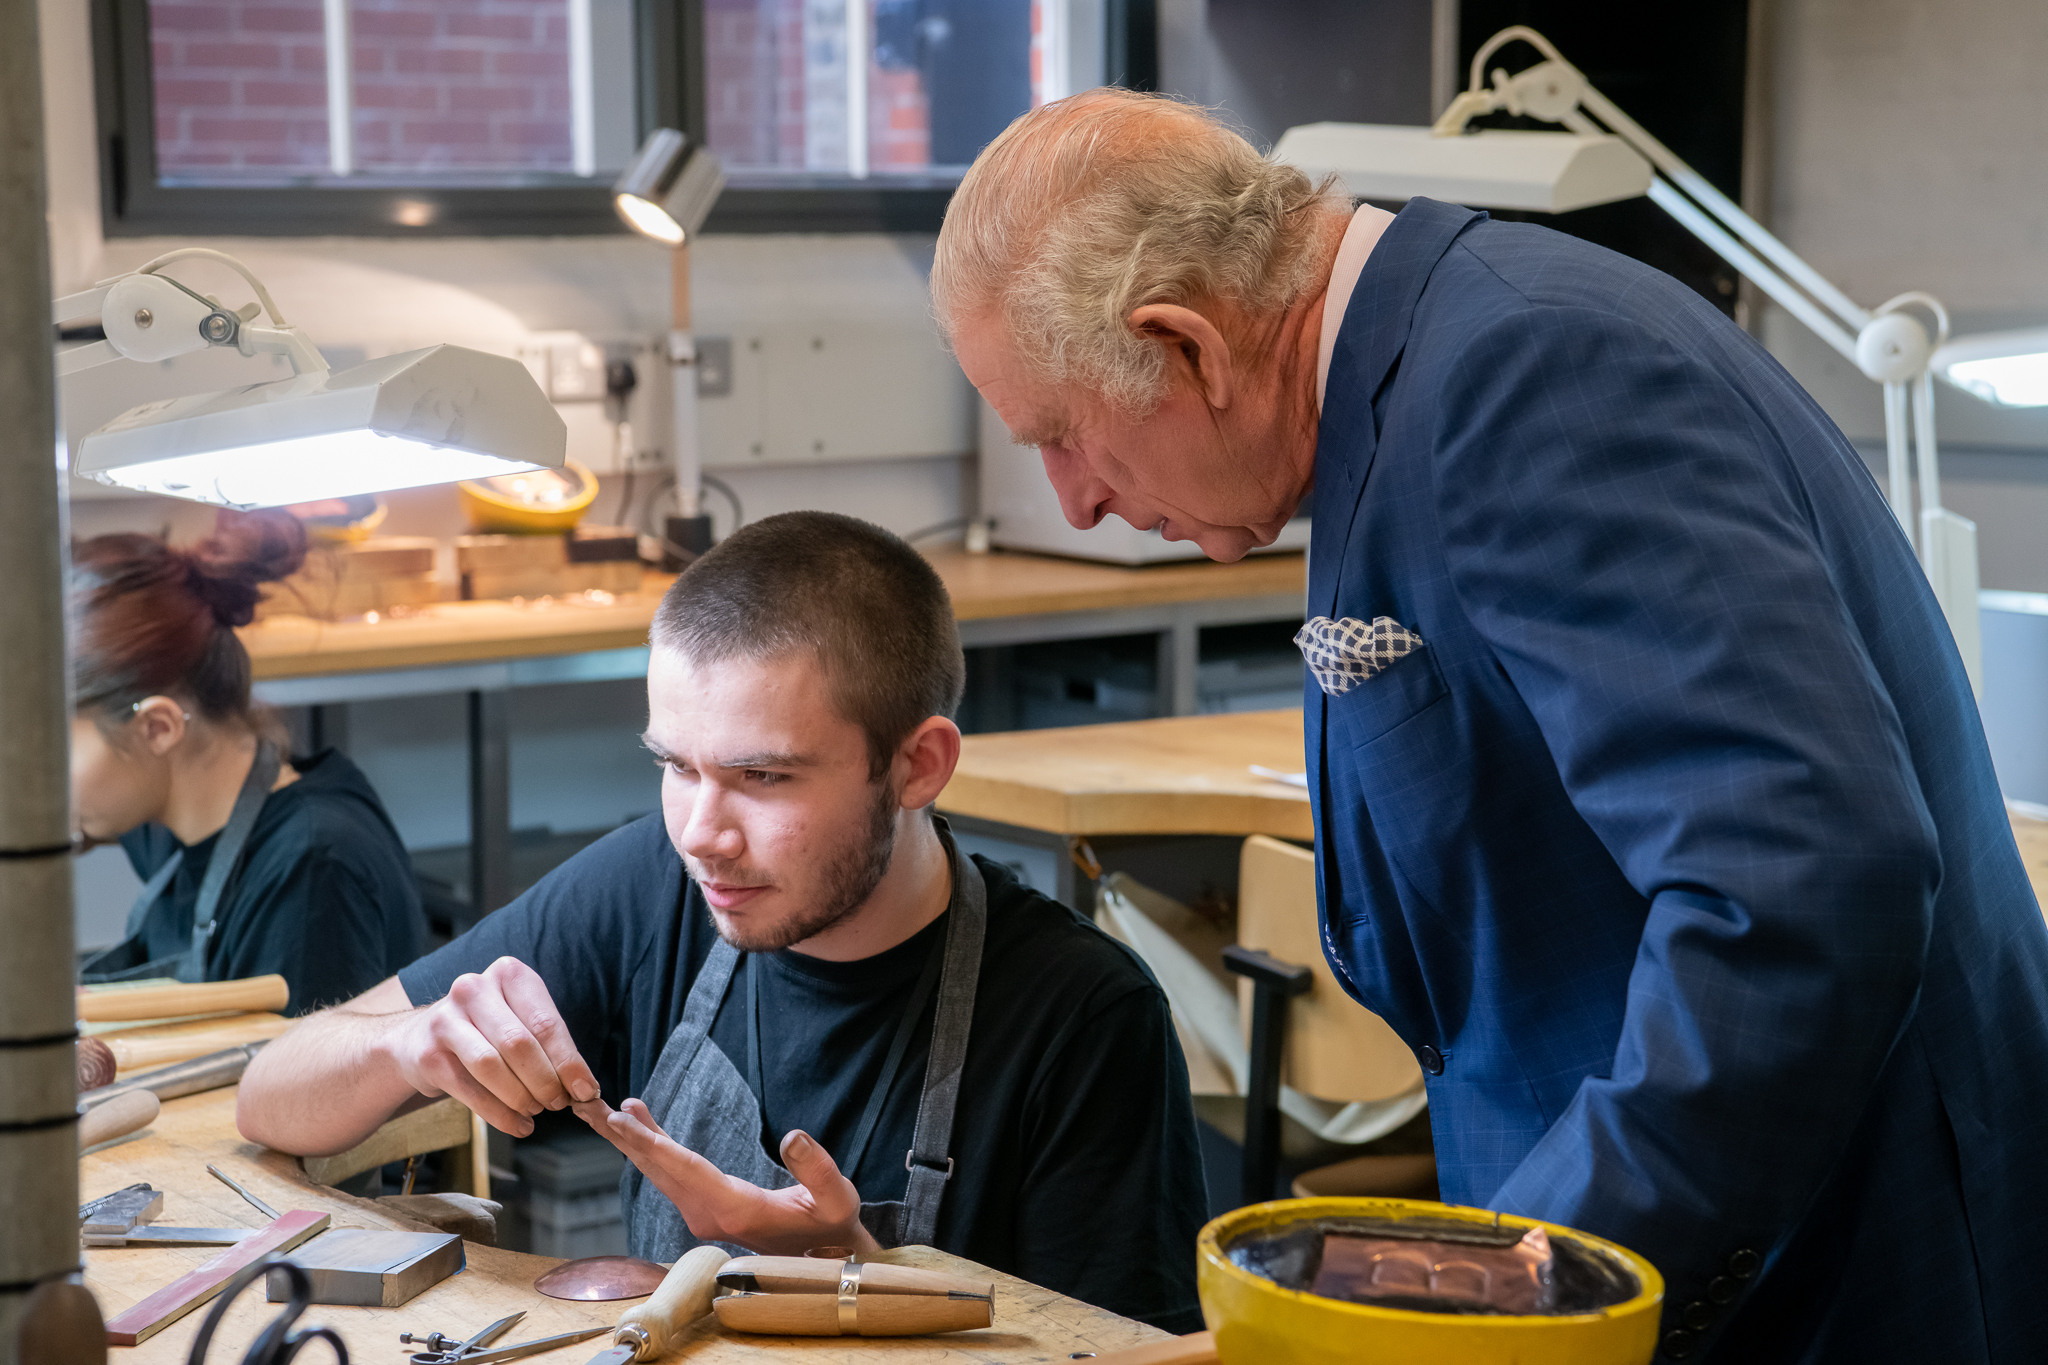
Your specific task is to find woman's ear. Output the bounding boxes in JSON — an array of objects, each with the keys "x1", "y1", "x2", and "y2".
[
  {"x1": 896, "y1": 715, "x2": 963, "y2": 811},
  {"x1": 129, "y1": 696, "x2": 189, "y2": 758}
]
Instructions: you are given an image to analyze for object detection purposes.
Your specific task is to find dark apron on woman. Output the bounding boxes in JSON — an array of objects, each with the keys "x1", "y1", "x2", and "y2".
[
  {"x1": 80, "y1": 740, "x2": 281, "y2": 985},
  {"x1": 622, "y1": 824, "x2": 987, "y2": 1258}
]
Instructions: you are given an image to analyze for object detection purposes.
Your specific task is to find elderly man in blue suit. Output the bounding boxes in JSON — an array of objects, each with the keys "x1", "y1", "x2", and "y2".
[{"x1": 936, "y1": 90, "x2": 2048, "y2": 1361}]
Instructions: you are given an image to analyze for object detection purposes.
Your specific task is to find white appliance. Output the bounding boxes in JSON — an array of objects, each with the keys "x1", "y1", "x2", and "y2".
[{"x1": 978, "y1": 399, "x2": 1311, "y2": 564}]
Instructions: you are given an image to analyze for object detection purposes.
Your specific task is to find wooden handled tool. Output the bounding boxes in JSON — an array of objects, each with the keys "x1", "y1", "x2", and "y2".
[
  {"x1": 1081, "y1": 1333, "x2": 1219, "y2": 1365},
  {"x1": 77, "y1": 974, "x2": 289, "y2": 1023},
  {"x1": 77, "y1": 1037, "x2": 116, "y2": 1090},
  {"x1": 716, "y1": 1255, "x2": 992, "y2": 1299},
  {"x1": 78, "y1": 1089, "x2": 159, "y2": 1149},
  {"x1": 712, "y1": 1289, "x2": 993, "y2": 1337},
  {"x1": 100, "y1": 1014, "x2": 293, "y2": 1071},
  {"x1": 590, "y1": 1245, "x2": 730, "y2": 1362},
  {"x1": 78, "y1": 1042, "x2": 268, "y2": 1109}
]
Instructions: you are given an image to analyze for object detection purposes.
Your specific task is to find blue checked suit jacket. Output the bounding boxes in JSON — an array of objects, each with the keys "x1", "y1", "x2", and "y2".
[{"x1": 1308, "y1": 198, "x2": 2048, "y2": 1362}]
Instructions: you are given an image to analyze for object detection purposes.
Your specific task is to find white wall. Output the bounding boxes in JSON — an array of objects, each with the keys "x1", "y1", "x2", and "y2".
[{"x1": 1760, "y1": 0, "x2": 2048, "y2": 590}]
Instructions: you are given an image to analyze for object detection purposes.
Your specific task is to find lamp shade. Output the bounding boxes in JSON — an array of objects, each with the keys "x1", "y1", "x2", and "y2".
[
  {"x1": 75, "y1": 344, "x2": 566, "y2": 508},
  {"x1": 612, "y1": 128, "x2": 727, "y2": 245},
  {"x1": 1933, "y1": 325, "x2": 2048, "y2": 408},
  {"x1": 1273, "y1": 123, "x2": 1653, "y2": 214}
]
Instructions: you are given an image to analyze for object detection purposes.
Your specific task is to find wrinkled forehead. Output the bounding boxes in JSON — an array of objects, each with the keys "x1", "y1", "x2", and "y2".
[{"x1": 952, "y1": 309, "x2": 1074, "y2": 446}]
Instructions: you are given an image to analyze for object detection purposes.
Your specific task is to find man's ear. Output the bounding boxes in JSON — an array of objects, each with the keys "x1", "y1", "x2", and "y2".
[
  {"x1": 896, "y1": 715, "x2": 962, "y2": 811},
  {"x1": 1126, "y1": 303, "x2": 1235, "y2": 411},
  {"x1": 130, "y1": 696, "x2": 189, "y2": 758}
]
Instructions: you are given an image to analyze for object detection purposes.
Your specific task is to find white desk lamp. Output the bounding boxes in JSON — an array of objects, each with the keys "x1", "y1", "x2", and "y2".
[
  {"x1": 612, "y1": 129, "x2": 726, "y2": 559},
  {"x1": 53, "y1": 248, "x2": 565, "y2": 508},
  {"x1": 1276, "y1": 25, "x2": 2006, "y2": 692}
]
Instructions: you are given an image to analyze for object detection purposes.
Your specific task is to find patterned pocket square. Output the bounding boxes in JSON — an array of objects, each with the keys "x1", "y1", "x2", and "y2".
[{"x1": 1295, "y1": 616, "x2": 1425, "y2": 695}]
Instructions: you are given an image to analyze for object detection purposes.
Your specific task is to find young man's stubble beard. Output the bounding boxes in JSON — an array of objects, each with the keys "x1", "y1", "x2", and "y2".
[{"x1": 696, "y1": 773, "x2": 905, "y2": 953}]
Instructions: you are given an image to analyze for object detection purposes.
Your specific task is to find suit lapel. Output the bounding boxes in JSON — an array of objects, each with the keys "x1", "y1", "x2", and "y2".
[
  {"x1": 1309, "y1": 197, "x2": 1484, "y2": 619},
  {"x1": 1306, "y1": 199, "x2": 1484, "y2": 920}
]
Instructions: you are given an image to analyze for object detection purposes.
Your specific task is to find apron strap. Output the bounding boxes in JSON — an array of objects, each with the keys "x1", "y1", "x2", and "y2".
[
  {"x1": 639, "y1": 935, "x2": 743, "y2": 1123},
  {"x1": 123, "y1": 850, "x2": 185, "y2": 940},
  {"x1": 181, "y1": 738, "x2": 282, "y2": 981},
  {"x1": 898, "y1": 823, "x2": 988, "y2": 1248}
]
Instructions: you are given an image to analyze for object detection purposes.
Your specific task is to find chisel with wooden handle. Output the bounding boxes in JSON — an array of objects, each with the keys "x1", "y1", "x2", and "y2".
[
  {"x1": 78, "y1": 1089, "x2": 159, "y2": 1150},
  {"x1": 77, "y1": 975, "x2": 289, "y2": 1023},
  {"x1": 578, "y1": 1245, "x2": 730, "y2": 1363}
]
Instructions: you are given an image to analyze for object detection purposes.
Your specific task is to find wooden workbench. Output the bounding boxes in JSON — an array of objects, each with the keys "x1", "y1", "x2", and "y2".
[
  {"x1": 940, "y1": 709, "x2": 1311, "y2": 842},
  {"x1": 82, "y1": 1088, "x2": 1172, "y2": 1363},
  {"x1": 240, "y1": 549, "x2": 1304, "y2": 680}
]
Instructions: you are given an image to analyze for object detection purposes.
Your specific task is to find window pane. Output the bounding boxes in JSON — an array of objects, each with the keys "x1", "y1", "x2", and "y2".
[
  {"x1": 707, "y1": 0, "x2": 1036, "y2": 178},
  {"x1": 146, "y1": 0, "x2": 637, "y2": 185},
  {"x1": 151, "y1": 0, "x2": 331, "y2": 179},
  {"x1": 352, "y1": 0, "x2": 570, "y2": 173}
]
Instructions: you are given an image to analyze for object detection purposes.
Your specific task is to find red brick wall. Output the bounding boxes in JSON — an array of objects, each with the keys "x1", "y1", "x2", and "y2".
[
  {"x1": 704, "y1": 0, "x2": 806, "y2": 170},
  {"x1": 150, "y1": 0, "x2": 331, "y2": 174},
  {"x1": 351, "y1": 0, "x2": 572, "y2": 172},
  {"x1": 704, "y1": 0, "x2": 931, "y2": 174},
  {"x1": 149, "y1": 0, "x2": 574, "y2": 177}
]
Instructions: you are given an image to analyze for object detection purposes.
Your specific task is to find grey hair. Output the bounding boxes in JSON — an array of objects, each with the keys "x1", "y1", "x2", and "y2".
[{"x1": 932, "y1": 89, "x2": 1347, "y2": 416}]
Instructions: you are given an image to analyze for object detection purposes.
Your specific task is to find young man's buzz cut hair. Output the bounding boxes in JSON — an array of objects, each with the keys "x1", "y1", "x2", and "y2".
[{"x1": 649, "y1": 511, "x2": 966, "y2": 780}]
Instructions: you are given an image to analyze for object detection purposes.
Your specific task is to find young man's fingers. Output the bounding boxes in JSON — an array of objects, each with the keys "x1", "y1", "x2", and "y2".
[
  {"x1": 425, "y1": 1010, "x2": 549, "y2": 1127},
  {"x1": 491, "y1": 961, "x2": 601, "y2": 1103},
  {"x1": 449, "y1": 973, "x2": 574, "y2": 1110},
  {"x1": 418, "y1": 1050, "x2": 535, "y2": 1137},
  {"x1": 778, "y1": 1129, "x2": 861, "y2": 1226}
]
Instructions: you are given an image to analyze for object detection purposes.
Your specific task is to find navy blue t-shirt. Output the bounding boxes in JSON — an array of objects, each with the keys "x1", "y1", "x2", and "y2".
[
  {"x1": 111, "y1": 748, "x2": 425, "y2": 1016},
  {"x1": 399, "y1": 814, "x2": 1207, "y2": 1332}
]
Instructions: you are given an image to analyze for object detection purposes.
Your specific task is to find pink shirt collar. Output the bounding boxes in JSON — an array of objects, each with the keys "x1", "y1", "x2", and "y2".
[{"x1": 1316, "y1": 204, "x2": 1398, "y2": 412}]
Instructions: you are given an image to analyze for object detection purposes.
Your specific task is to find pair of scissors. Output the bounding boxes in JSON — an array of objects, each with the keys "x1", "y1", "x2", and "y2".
[
  {"x1": 184, "y1": 1258, "x2": 345, "y2": 1365},
  {"x1": 408, "y1": 1326, "x2": 611, "y2": 1365}
]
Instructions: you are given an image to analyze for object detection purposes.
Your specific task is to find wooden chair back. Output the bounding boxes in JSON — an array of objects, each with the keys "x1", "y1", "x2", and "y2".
[{"x1": 1236, "y1": 835, "x2": 1422, "y2": 1104}]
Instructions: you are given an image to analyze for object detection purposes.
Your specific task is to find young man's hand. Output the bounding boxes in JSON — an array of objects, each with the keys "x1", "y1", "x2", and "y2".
[
  {"x1": 575, "y1": 1096, "x2": 881, "y2": 1256},
  {"x1": 381, "y1": 956, "x2": 600, "y2": 1137}
]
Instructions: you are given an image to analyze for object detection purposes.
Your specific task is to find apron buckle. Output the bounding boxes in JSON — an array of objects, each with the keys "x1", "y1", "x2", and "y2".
[{"x1": 905, "y1": 1152, "x2": 955, "y2": 1180}]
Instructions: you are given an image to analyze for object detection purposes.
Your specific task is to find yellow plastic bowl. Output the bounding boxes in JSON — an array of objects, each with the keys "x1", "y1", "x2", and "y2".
[
  {"x1": 1198, "y1": 1197, "x2": 1664, "y2": 1365},
  {"x1": 457, "y1": 459, "x2": 598, "y2": 533}
]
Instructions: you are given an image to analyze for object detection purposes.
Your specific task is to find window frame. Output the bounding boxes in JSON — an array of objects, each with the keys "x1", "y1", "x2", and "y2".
[{"x1": 91, "y1": 0, "x2": 1156, "y2": 239}]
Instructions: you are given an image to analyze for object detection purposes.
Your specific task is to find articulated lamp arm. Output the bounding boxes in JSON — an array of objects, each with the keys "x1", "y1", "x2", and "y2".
[
  {"x1": 53, "y1": 248, "x2": 327, "y2": 380},
  {"x1": 1436, "y1": 27, "x2": 1979, "y2": 691}
]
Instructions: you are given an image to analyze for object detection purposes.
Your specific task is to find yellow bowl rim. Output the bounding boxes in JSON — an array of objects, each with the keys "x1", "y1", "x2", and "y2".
[
  {"x1": 1199, "y1": 1196, "x2": 1665, "y2": 1331},
  {"x1": 457, "y1": 458, "x2": 598, "y2": 517}
]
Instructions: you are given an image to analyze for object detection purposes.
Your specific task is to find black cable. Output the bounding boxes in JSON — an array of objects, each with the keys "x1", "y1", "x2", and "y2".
[{"x1": 612, "y1": 466, "x2": 637, "y2": 529}]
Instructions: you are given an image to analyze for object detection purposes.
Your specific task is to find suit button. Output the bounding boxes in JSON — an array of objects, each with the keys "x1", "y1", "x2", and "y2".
[
  {"x1": 1680, "y1": 1300, "x2": 1714, "y2": 1331},
  {"x1": 1707, "y1": 1275, "x2": 1740, "y2": 1304},
  {"x1": 1418, "y1": 1044, "x2": 1444, "y2": 1075},
  {"x1": 1661, "y1": 1328, "x2": 1697, "y2": 1359},
  {"x1": 1727, "y1": 1248, "x2": 1761, "y2": 1279}
]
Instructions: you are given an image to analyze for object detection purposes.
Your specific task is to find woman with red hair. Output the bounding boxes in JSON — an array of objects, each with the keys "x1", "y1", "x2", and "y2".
[{"x1": 74, "y1": 512, "x2": 423, "y2": 1015}]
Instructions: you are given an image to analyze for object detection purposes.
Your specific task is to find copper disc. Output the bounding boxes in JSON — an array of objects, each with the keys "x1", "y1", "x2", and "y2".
[{"x1": 534, "y1": 1255, "x2": 668, "y2": 1302}]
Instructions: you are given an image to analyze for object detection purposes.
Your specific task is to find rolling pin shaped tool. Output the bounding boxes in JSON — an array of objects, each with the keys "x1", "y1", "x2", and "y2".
[
  {"x1": 580, "y1": 1245, "x2": 730, "y2": 1364},
  {"x1": 710, "y1": 1256, "x2": 996, "y2": 1337}
]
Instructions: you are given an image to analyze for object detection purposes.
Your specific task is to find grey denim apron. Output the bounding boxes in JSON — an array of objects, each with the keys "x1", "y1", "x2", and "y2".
[
  {"x1": 80, "y1": 739, "x2": 282, "y2": 985},
  {"x1": 622, "y1": 824, "x2": 987, "y2": 1259}
]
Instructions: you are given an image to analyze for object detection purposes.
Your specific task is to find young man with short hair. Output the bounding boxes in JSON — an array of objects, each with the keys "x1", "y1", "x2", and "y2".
[{"x1": 237, "y1": 512, "x2": 1207, "y2": 1331}]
